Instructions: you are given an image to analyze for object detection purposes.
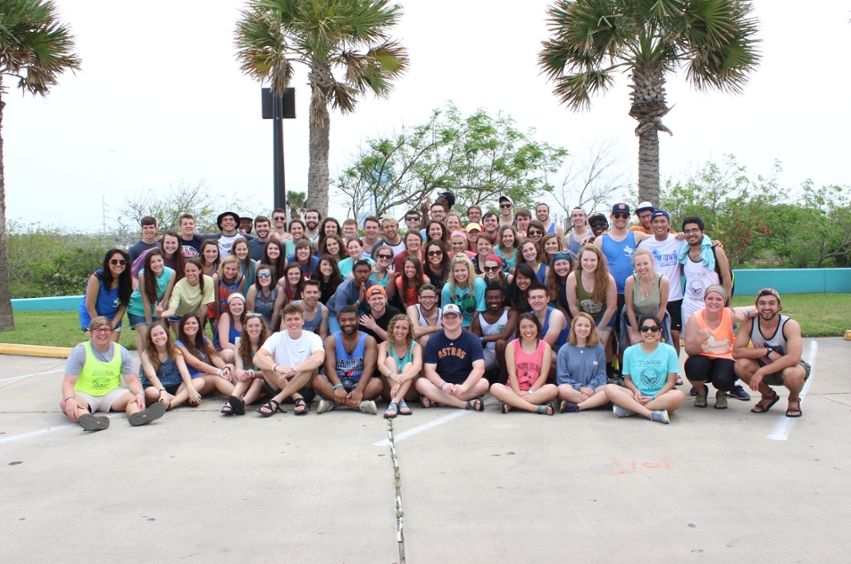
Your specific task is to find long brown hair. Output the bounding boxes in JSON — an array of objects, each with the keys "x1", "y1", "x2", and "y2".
[
  {"x1": 400, "y1": 256, "x2": 425, "y2": 306},
  {"x1": 161, "y1": 230, "x2": 186, "y2": 281},
  {"x1": 574, "y1": 245, "x2": 610, "y2": 304},
  {"x1": 144, "y1": 322, "x2": 182, "y2": 374},
  {"x1": 239, "y1": 315, "x2": 269, "y2": 368},
  {"x1": 178, "y1": 313, "x2": 218, "y2": 363},
  {"x1": 142, "y1": 249, "x2": 165, "y2": 305}
]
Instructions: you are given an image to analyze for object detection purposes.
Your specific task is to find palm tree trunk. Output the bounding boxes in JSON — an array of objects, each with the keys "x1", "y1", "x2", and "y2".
[
  {"x1": 307, "y1": 62, "x2": 332, "y2": 217},
  {"x1": 629, "y1": 63, "x2": 672, "y2": 206},
  {"x1": 0, "y1": 77, "x2": 14, "y2": 331}
]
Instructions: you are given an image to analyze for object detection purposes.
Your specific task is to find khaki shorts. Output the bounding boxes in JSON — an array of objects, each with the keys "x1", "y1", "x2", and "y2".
[
  {"x1": 75, "y1": 387, "x2": 132, "y2": 413},
  {"x1": 764, "y1": 360, "x2": 812, "y2": 387}
]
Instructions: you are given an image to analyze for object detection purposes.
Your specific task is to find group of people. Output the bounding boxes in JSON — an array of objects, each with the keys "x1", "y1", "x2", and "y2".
[{"x1": 63, "y1": 194, "x2": 811, "y2": 430}]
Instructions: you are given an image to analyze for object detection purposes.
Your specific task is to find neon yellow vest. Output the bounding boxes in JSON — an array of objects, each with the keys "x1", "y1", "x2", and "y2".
[{"x1": 74, "y1": 341, "x2": 123, "y2": 396}]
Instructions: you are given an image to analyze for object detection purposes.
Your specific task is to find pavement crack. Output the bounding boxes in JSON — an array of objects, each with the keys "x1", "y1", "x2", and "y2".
[{"x1": 386, "y1": 419, "x2": 406, "y2": 564}]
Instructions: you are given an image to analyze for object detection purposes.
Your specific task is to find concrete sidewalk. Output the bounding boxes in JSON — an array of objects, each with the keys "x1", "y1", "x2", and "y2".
[{"x1": 1, "y1": 338, "x2": 848, "y2": 563}]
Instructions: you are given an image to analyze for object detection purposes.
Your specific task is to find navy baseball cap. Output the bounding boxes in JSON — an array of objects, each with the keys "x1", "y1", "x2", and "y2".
[
  {"x1": 611, "y1": 203, "x2": 630, "y2": 215},
  {"x1": 651, "y1": 210, "x2": 670, "y2": 221}
]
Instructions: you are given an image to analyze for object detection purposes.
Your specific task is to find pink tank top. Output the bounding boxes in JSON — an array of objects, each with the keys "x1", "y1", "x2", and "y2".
[{"x1": 512, "y1": 339, "x2": 547, "y2": 391}]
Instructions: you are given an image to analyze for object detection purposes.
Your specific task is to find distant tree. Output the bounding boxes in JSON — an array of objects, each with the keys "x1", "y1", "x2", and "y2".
[
  {"x1": 0, "y1": 0, "x2": 82, "y2": 330},
  {"x1": 286, "y1": 190, "x2": 307, "y2": 219},
  {"x1": 336, "y1": 103, "x2": 568, "y2": 218},
  {"x1": 234, "y1": 0, "x2": 409, "y2": 217},
  {"x1": 539, "y1": 0, "x2": 760, "y2": 205}
]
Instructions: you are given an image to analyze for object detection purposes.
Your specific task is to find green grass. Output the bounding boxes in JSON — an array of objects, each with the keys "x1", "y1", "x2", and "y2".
[
  {"x1": 731, "y1": 293, "x2": 851, "y2": 337},
  {"x1": 0, "y1": 311, "x2": 214, "y2": 350},
  {"x1": 1, "y1": 293, "x2": 849, "y2": 347}
]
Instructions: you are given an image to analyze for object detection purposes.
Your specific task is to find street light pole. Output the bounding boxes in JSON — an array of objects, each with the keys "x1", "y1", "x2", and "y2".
[{"x1": 261, "y1": 88, "x2": 296, "y2": 213}]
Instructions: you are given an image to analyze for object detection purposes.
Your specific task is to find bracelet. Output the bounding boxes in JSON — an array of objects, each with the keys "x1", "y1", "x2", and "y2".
[
  {"x1": 745, "y1": 310, "x2": 751, "y2": 318},
  {"x1": 440, "y1": 382, "x2": 446, "y2": 390},
  {"x1": 158, "y1": 389, "x2": 166, "y2": 394},
  {"x1": 332, "y1": 384, "x2": 343, "y2": 390},
  {"x1": 272, "y1": 364, "x2": 279, "y2": 372},
  {"x1": 137, "y1": 391, "x2": 145, "y2": 395},
  {"x1": 387, "y1": 372, "x2": 394, "y2": 379},
  {"x1": 64, "y1": 396, "x2": 74, "y2": 403}
]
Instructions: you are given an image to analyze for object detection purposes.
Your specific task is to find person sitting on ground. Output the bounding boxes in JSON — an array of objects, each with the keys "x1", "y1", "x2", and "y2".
[
  {"x1": 325, "y1": 259, "x2": 377, "y2": 334},
  {"x1": 140, "y1": 322, "x2": 200, "y2": 411},
  {"x1": 407, "y1": 283, "x2": 443, "y2": 347},
  {"x1": 313, "y1": 305, "x2": 382, "y2": 415},
  {"x1": 245, "y1": 264, "x2": 285, "y2": 330},
  {"x1": 378, "y1": 314, "x2": 422, "y2": 418},
  {"x1": 556, "y1": 312, "x2": 608, "y2": 413},
  {"x1": 174, "y1": 313, "x2": 236, "y2": 400},
  {"x1": 293, "y1": 279, "x2": 329, "y2": 340},
  {"x1": 604, "y1": 314, "x2": 686, "y2": 424},
  {"x1": 215, "y1": 292, "x2": 246, "y2": 364},
  {"x1": 684, "y1": 285, "x2": 756, "y2": 410},
  {"x1": 158, "y1": 258, "x2": 215, "y2": 336},
  {"x1": 61, "y1": 316, "x2": 166, "y2": 432},
  {"x1": 489, "y1": 312, "x2": 558, "y2": 415},
  {"x1": 221, "y1": 313, "x2": 272, "y2": 416},
  {"x1": 470, "y1": 283, "x2": 518, "y2": 383},
  {"x1": 417, "y1": 304, "x2": 488, "y2": 411},
  {"x1": 733, "y1": 288, "x2": 810, "y2": 418},
  {"x1": 79, "y1": 249, "x2": 133, "y2": 342},
  {"x1": 359, "y1": 285, "x2": 402, "y2": 343},
  {"x1": 127, "y1": 248, "x2": 175, "y2": 354},
  {"x1": 253, "y1": 302, "x2": 325, "y2": 416}
]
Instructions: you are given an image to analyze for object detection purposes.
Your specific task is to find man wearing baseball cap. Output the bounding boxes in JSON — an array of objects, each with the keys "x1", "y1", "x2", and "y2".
[
  {"x1": 733, "y1": 289, "x2": 810, "y2": 417},
  {"x1": 629, "y1": 201, "x2": 655, "y2": 234},
  {"x1": 358, "y1": 285, "x2": 401, "y2": 343},
  {"x1": 214, "y1": 210, "x2": 253, "y2": 257},
  {"x1": 417, "y1": 304, "x2": 488, "y2": 411},
  {"x1": 498, "y1": 195, "x2": 514, "y2": 227}
]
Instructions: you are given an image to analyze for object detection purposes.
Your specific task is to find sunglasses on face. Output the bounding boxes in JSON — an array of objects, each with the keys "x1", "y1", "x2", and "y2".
[
  {"x1": 613, "y1": 213, "x2": 629, "y2": 219},
  {"x1": 427, "y1": 250, "x2": 443, "y2": 256},
  {"x1": 110, "y1": 259, "x2": 127, "y2": 266},
  {"x1": 405, "y1": 216, "x2": 419, "y2": 222},
  {"x1": 500, "y1": 203, "x2": 512, "y2": 209},
  {"x1": 258, "y1": 272, "x2": 271, "y2": 279},
  {"x1": 528, "y1": 230, "x2": 541, "y2": 236},
  {"x1": 640, "y1": 326, "x2": 661, "y2": 333},
  {"x1": 483, "y1": 265, "x2": 499, "y2": 272},
  {"x1": 273, "y1": 216, "x2": 286, "y2": 221},
  {"x1": 591, "y1": 223, "x2": 608, "y2": 229},
  {"x1": 377, "y1": 254, "x2": 392, "y2": 260}
]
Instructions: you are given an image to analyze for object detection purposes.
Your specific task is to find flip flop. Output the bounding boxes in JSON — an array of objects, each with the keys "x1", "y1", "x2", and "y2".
[
  {"x1": 78, "y1": 413, "x2": 110, "y2": 432},
  {"x1": 129, "y1": 402, "x2": 166, "y2": 427}
]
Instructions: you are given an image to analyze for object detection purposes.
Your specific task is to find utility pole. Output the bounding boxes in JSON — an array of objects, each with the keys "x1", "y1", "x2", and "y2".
[{"x1": 261, "y1": 88, "x2": 296, "y2": 213}]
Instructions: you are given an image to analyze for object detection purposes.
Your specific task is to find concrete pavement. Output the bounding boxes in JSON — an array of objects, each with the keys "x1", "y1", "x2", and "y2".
[{"x1": 1, "y1": 338, "x2": 848, "y2": 563}]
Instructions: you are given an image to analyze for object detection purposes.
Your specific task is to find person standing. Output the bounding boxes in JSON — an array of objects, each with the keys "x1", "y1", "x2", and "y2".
[
  {"x1": 178, "y1": 214, "x2": 206, "y2": 260},
  {"x1": 535, "y1": 202, "x2": 565, "y2": 240},
  {"x1": 304, "y1": 209, "x2": 322, "y2": 242},
  {"x1": 566, "y1": 207, "x2": 592, "y2": 257},
  {"x1": 128, "y1": 216, "x2": 159, "y2": 264},
  {"x1": 248, "y1": 216, "x2": 272, "y2": 260},
  {"x1": 498, "y1": 195, "x2": 514, "y2": 227}
]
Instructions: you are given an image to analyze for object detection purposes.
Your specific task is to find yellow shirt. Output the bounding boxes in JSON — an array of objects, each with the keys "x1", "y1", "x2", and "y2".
[{"x1": 168, "y1": 275, "x2": 215, "y2": 316}]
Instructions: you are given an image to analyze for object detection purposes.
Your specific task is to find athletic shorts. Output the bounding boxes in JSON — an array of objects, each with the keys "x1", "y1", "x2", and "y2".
[
  {"x1": 74, "y1": 387, "x2": 131, "y2": 413},
  {"x1": 764, "y1": 360, "x2": 812, "y2": 387},
  {"x1": 666, "y1": 299, "x2": 683, "y2": 332}
]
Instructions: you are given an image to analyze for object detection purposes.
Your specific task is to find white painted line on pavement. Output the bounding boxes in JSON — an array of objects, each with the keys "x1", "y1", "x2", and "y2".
[
  {"x1": 0, "y1": 368, "x2": 64, "y2": 382},
  {"x1": 767, "y1": 340, "x2": 817, "y2": 441},
  {"x1": 0, "y1": 423, "x2": 75, "y2": 445},
  {"x1": 373, "y1": 397, "x2": 497, "y2": 446}
]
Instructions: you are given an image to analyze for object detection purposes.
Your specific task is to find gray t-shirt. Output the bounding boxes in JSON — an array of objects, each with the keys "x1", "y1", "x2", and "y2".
[{"x1": 65, "y1": 342, "x2": 136, "y2": 376}]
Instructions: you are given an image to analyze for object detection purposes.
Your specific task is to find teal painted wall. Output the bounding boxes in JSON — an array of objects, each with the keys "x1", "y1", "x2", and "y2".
[
  {"x1": 12, "y1": 295, "x2": 82, "y2": 312},
  {"x1": 733, "y1": 269, "x2": 851, "y2": 295}
]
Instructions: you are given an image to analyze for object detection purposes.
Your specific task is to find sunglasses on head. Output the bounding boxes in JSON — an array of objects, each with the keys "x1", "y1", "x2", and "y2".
[
  {"x1": 427, "y1": 250, "x2": 442, "y2": 256},
  {"x1": 246, "y1": 312, "x2": 264, "y2": 318},
  {"x1": 500, "y1": 203, "x2": 512, "y2": 209},
  {"x1": 110, "y1": 259, "x2": 127, "y2": 266},
  {"x1": 640, "y1": 326, "x2": 660, "y2": 333},
  {"x1": 613, "y1": 213, "x2": 629, "y2": 219}
]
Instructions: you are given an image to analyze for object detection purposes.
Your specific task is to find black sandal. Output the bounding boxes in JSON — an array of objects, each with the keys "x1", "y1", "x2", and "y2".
[
  {"x1": 293, "y1": 397, "x2": 309, "y2": 416},
  {"x1": 257, "y1": 399, "x2": 285, "y2": 417},
  {"x1": 228, "y1": 395, "x2": 245, "y2": 416},
  {"x1": 465, "y1": 397, "x2": 485, "y2": 412}
]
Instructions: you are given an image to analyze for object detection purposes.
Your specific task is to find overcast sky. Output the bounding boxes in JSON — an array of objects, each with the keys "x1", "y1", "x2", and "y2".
[{"x1": 5, "y1": 0, "x2": 850, "y2": 232}]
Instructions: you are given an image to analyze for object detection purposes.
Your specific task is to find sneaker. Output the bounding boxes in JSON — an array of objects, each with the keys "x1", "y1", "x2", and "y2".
[
  {"x1": 689, "y1": 386, "x2": 698, "y2": 396},
  {"x1": 129, "y1": 402, "x2": 166, "y2": 427},
  {"x1": 650, "y1": 410, "x2": 670, "y2": 424},
  {"x1": 560, "y1": 401, "x2": 579, "y2": 413},
  {"x1": 612, "y1": 405, "x2": 635, "y2": 418},
  {"x1": 727, "y1": 385, "x2": 751, "y2": 401},
  {"x1": 317, "y1": 399, "x2": 336, "y2": 414},
  {"x1": 359, "y1": 400, "x2": 378, "y2": 415}
]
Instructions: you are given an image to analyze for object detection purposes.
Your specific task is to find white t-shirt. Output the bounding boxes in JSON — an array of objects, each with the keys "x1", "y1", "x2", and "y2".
[
  {"x1": 638, "y1": 235, "x2": 686, "y2": 301},
  {"x1": 261, "y1": 330, "x2": 325, "y2": 366},
  {"x1": 218, "y1": 233, "x2": 241, "y2": 258}
]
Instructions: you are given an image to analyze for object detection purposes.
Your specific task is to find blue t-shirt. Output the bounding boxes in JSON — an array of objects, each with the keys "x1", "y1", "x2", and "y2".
[
  {"x1": 440, "y1": 277, "x2": 487, "y2": 327},
  {"x1": 423, "y1": 330, "x2": 484, "y2": 384},
  {"x1": 601, "y1": 231, "x2": 637, "y2": 294},
  {"x1": 127, "y1": 267, "x2": 175, "y2": 317},
  {"x1": 622, "y1": 342, "x2": 679, "y2": 396}
]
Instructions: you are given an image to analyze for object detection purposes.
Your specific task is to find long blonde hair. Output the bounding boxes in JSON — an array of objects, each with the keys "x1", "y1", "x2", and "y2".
[{"x1": 448, "y1": 255, "x2": 476, "y2": 300}]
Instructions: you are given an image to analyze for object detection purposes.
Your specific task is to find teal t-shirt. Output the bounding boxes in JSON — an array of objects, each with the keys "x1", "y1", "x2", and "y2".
[
  {"x1": 622, "y1": 342, "x2": 679, "y2": 396},
  {"x1": 127, "y1": 267, "x2": 175, "y2": 317},
  {"x1": 441, "y1": 277, "x2": 486, "y2": 327}
]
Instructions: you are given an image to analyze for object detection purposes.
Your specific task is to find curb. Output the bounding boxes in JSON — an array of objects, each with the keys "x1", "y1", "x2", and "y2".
[{"x1": 0, "y1": 343, "x2": 73, "y2": 358}]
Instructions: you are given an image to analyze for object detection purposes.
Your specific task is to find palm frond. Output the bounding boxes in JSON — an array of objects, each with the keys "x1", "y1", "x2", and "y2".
[{"x1": 552, "y1": 69, "x2": 616, "y2": 111}]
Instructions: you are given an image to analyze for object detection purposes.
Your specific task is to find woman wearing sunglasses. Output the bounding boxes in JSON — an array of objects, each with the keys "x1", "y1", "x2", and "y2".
[
  {"x1": 604, "y1": 314, "x2": 685, "y2": 423},
  {"x1": 79, "y1": 249, "x2": 133, "y2": 342},
  {"x1": 423, "y1": 240, "x2": 450, "y2": 290},
  {"x1": 245, "y1": 264, "x2": 285, "y2": 329}
]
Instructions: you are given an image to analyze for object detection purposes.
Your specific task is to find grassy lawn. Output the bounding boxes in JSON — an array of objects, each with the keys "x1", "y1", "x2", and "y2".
[{"x1": 1, "y1": 293, "x2": 849, "y2": 349}]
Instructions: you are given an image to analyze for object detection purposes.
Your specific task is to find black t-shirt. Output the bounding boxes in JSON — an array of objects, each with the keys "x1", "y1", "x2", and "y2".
[
  {"x1": 180, "y1": 234, "x2": 207, "y2": 260},
  {"x1": 424, "y1": 329, "x2": 485, "y2": 384},
  {"x1": 359, "y1": 305, "x2": 401, "y2": 343}
]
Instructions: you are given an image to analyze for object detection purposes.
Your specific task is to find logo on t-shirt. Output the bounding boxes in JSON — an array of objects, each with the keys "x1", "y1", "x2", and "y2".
[{"x1": 437, "y1": 347, "x2": 467, "y2": 360}]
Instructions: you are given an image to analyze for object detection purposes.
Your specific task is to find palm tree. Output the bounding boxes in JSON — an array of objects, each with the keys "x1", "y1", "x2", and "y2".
[
  {"x1": 0, "y1": 0, "x2": 81, "y2": 331},
  {"x1": 234, "y1": 0, "x2": 409, "y2": 217},
  {"x1": 538, "y1": 0, "x2": 760, "y2": 205}
]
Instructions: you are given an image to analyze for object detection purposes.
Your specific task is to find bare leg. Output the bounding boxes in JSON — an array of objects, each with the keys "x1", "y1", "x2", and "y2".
[{"x1": 415, "y1": 378, "x2": 489, "y2": 409}]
